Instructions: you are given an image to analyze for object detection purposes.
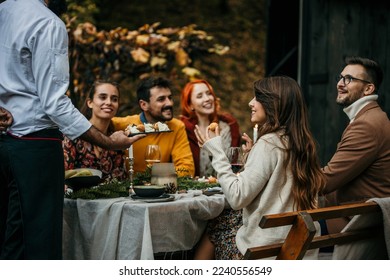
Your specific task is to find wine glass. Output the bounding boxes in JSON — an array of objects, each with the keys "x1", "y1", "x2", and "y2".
[
  {"x1": 227, "y1": 147, "x2": 244, "y2": 174},
  {"x1": 145, "y1": 144, "x2": 161, "y2": 168}
]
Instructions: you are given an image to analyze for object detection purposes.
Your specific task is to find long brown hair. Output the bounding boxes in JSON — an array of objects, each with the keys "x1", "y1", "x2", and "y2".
[{"x1": 254, "y1": 76, "x2": 325, "y2": 210}]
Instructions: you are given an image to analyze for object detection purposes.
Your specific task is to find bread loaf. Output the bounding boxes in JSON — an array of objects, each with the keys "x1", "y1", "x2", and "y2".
[{"x1": 208, "y1": 122, "x2": 218, "y2": 132}]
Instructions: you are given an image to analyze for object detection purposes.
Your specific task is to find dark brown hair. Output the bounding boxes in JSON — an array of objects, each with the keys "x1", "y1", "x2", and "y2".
[
  {"x1": 345, "y1": 56, "x2": 383, "y2": 94},
  {"x1": 80, "y1": 80, "x2": 120, "y2": 135}
]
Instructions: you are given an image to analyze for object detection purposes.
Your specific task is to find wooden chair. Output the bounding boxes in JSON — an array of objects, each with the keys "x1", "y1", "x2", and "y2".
[{"x1": 244, "y1": 201, "x2": 384, "y2": 260}]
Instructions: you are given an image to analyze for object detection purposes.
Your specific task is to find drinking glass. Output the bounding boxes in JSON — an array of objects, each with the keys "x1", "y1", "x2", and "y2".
[
  {"x1": 145, "y1": 145, "x2": 161, "y2": 168},
  {"x1": 227, "y1": 147, "x2": 244, "y2": 173}
]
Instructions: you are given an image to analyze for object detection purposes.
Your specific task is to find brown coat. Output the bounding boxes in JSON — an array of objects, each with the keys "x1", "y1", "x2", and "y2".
[{"x1": 323, "y1": 101, "x2": 390, "y2": 205}]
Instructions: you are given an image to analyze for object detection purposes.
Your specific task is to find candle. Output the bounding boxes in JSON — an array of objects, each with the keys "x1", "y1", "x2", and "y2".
[
  {"x1": 128, "y1": 145, "x2": 134, "y2": 158},
  {"x1": 253, "y1": 124, "x2": 258, "y2": 143}
]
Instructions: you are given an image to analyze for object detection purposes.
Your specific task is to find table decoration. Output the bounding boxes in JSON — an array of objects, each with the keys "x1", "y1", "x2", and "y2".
[
  {"x1": 64, "y1": 179, "x2": 130, "y2": 200},
  {"x1": 177, "y1": 176, "x2": 219, "y2": 191},
  {"x1": 64, "y1": 169, "x2": 220, "y2": 200}
]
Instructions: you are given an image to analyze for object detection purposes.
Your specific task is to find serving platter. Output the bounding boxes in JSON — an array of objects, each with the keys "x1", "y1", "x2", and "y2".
[{"x1": 128, "y1": 130, "x2": 173, "y2": 137}]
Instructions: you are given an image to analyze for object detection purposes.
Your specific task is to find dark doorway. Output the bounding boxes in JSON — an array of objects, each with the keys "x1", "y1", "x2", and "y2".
[{"x1": 265, "y1": 0, "x2": 300, "y2": 79}]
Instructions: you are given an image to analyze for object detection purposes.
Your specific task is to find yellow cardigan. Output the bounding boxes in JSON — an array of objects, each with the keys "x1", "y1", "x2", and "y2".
[{"x1": 112, "y1": 114, "x2": 195, "y2": 177}]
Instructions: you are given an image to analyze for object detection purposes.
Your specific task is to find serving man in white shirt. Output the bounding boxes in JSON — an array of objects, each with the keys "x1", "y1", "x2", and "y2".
[{"x1": 0, "y1": 0, "x2": 144, "y2": 259}]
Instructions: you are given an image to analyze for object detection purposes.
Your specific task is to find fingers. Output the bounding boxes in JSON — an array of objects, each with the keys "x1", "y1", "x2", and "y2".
[
  {"x1": 194, "y1": 125, "x2": 204, "y2": 147},
  {"x1": 194, "y1": 124, "x2": 220, "y2": 148},
  {"x1": 214, "y1": 125, "x2": 220, "y2": 136},
  {"x1": 241, "y1": 133, "x2": 253, "y2": 153},
  {"x1": 0, "y1": 107, "x2": 13, "y2": 132},
  {"x1": 128, "y1": 133, "x2": 146, "y2": 144},
  {"x1": 108, "y1": 131, "x2": 145, "y2": 150},
  {"x1": 241, "y1": 132, "x2": 252, "y2": 143}
]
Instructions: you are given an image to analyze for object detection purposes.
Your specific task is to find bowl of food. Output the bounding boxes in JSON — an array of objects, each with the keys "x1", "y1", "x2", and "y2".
[
  {"x1": 133, "y1": 185, "x2": 166, "y2": 197},
  {"x1": 65, "y1": 168, "x2": 103, "y2": 191}
]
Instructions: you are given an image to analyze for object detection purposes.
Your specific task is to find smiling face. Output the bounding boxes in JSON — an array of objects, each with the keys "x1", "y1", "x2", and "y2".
[
  {"x1": 190, "y1": 82, "x2": 215, "y2": 118},
  {"x1": 336, "y1": 64, "x2": 373, "y2": 107},
  {"x1": 87, "y1": 83, "x2": 119, "y2": 121},
  {"x1": 140, "y1": 86, "x2": 174, "y2": 123},
  {"x1": 249, "y1": 97, "x2": 266, "y2": 125}
]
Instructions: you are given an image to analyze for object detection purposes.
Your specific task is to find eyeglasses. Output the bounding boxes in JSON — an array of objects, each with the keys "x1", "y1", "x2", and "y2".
[{"x1": 336, "y1": 74, "x2": 372, "y2": 85}]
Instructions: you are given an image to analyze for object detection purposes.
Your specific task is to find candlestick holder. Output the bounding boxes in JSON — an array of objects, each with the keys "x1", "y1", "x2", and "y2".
[{"x1": 128, "y1": 156, "x2": 134, "y2": 195}]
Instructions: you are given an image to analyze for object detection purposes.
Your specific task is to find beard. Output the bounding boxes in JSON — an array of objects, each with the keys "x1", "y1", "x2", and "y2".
[
  {"x1": 336, "y1": 95, "x2": 350, "y2": 107},
  {"x1": 150, "y1": 107, "x2": 174, "y2": 122},
  {"x1": 336, "y1": 91, "x2": 362, "y2": 107},
  {"x1": 48, "y1": 0, "x2": 68, "y2": 17}
]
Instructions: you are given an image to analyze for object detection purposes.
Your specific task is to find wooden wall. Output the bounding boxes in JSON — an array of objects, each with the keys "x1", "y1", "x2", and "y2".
[
  {"x1": 301, "y1": 0, "x2": 390, "y2": 165},
  {"x1": 267, "y1": 0, "x2": 390, "y2": 165}
]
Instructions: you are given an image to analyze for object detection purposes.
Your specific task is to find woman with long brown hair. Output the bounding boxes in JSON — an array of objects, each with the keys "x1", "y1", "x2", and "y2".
[
  {"x1": 195, "y1": 76, "x2": 325, "y2": 259},
  {"x1": 63, "y1": 80, "x2": 128, "y2": 182}
]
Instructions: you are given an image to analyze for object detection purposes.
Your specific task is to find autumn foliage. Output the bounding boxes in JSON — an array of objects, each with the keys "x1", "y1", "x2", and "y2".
[{"x1": 65, "y1": 17, "x2": 229, "y2": 111}]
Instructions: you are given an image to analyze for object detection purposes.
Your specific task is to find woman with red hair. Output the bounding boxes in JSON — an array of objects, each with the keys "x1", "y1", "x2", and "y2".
[
  {"x1": 180, "y1": 79, "x2": 243, "y2": 259},
  {"x1": 180, "y1": 79, "x2": 241, "y2": 177}
]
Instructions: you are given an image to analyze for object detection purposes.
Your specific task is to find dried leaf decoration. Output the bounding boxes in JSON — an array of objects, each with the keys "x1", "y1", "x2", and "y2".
[
  {"x1": 131, "y1": 48, "x2": 150, "y2": 63},
  {"x1": 135, "y1": 34, "x2": 150, "y2": 46},
  {"x1": 182, "y1": 67, "x2": 201, "y2": 79},
  {"x1": 175, "y1": 48, "x2": 189, "y2": 66},
  {"x1": 209, "y1": 44, "x2": 230, "y2": 55},
  {"x1": 150, "y1": 56, "x2": 167, "y2": 67}
]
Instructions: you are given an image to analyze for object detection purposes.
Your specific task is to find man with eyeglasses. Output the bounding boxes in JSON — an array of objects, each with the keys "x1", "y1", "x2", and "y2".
[{"x1": 321, "y1": 56, "x2": 390, "y2": 234}]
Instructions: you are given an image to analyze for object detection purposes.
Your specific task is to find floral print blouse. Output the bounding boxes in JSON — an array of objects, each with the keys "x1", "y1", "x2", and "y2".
[{"x1": 63, "y1": 136, "x2": 127, "y2": 182}]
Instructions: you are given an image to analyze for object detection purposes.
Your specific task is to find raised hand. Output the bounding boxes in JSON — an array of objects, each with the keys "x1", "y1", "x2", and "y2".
[
  {"x1": 241, "y1": 132, "x2": 253, "y2": 153},
  {"x1": 194, "y1": 123, "x2": 220, "y2": 148}
]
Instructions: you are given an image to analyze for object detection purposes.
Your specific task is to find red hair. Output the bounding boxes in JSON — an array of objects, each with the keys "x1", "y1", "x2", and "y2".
[{"x1": 180, "y1": 79, "x2": 220, "y2": 122}]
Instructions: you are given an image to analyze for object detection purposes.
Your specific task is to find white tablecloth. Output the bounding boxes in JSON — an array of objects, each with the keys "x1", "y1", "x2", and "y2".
[{"x1": 62, "y1": 191, "x2": 225, "y2": 260}]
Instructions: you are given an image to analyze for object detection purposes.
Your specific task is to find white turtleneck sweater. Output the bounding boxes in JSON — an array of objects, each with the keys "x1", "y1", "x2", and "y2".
[{"x1": 343, "y1": 95, "x2": 378, "y2": 123}]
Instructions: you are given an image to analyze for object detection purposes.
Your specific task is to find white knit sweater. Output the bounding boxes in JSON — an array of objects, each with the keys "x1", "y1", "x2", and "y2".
[{"x1": 203, "y1": 132, "x2": 319, "y2": 259}]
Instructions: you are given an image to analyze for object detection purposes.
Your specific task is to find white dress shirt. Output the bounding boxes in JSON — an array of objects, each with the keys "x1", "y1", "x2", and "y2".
[{"x1": 0, "y1": 0, "x2": 90, "y2": 139}]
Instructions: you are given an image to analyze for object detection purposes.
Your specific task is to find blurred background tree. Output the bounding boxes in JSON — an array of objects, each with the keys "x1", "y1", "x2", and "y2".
[{"x1": 64, "y1": 0, "x2": 266, "y2": 134}]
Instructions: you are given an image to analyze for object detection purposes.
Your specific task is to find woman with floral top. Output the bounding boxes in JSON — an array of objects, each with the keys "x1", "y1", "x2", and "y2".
[{"x1": 63, "y1": 81, "x2": 127, "y2": 182}]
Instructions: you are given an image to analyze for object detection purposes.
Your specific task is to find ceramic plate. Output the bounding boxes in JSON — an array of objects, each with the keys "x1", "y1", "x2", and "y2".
[
  {"x1": 130, "y1": 194, "x2": 175, "y2": 203},
  {"x1": 202, "y1": 190, "x2": 223, "y2": 196}
]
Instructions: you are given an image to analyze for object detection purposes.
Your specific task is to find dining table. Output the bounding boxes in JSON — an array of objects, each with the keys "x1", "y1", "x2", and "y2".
[{"x1": 62, "y1": 190, "x2": 226, "y2": 260}]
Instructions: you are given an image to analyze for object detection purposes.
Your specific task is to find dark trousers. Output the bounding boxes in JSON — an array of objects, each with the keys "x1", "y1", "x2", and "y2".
[{"x1": 0, "y1": 129, "x2": 64, "y2": 259}]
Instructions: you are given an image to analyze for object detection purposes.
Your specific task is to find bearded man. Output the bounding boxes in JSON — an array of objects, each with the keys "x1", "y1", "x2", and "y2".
[
  {"x1": 112, "y1": 77, "x2": 195, "y2": 177},
  {"x1": 322, "y1": 56, "x2": 390, "y2": 234}
]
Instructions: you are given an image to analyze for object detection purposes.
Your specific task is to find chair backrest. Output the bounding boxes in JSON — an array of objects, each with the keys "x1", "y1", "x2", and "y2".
[{"x1": 244, "y1": 201, "x2": 383, "y2": 260}]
